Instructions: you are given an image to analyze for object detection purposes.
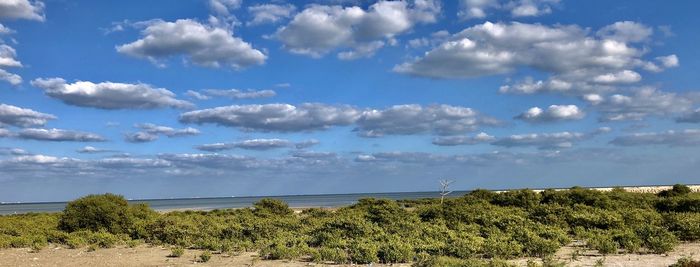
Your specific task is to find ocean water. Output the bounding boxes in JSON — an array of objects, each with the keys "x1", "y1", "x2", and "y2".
[{"x1": 0, "y1": 190, "x2": 471, "y2": 215}]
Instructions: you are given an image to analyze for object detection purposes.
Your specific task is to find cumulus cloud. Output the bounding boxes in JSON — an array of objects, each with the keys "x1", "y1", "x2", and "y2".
[
  {"x1": 180, "y1": 103, "x2": 360, "y2": 132},
  {"x1": 196, "y1": 138, "x2": 292, "y2": 151},
  {"x1": 592, "y1": 70, "x2": 642, "y2": 85},
  {"x1": 0, "y1": 103, "x2": 55, "y2": 127},
  {"x1": 0, "y1": 127, "x2": 12, "y2": 137},
  {"x1": 677, "y1": 109, "x2": 700, "y2": 123},
  {"x1": 596, "y1": 21, "x2": 653, "y2": 43},
  {"x1": 0, "y1": 147, "x2": 29, "y2": 155},
  {"x1": 247, "y1": 4, "x2": 296, "y2": 26},
  {"x1": 397, "y1": 21, "x2": 669, "y2": 97},
  {"x1": 17, "y1": 128, "x2": 105, "y2": 142},
  {"x1": 592, "y1": 88, "x2": 693, "y2": 121},
  {"x1": 124, "y1": 132, "x2": 158, "y2": 143},
  {"x1": 459, "y1": 0, "x2": 558, "y2": 20},
  {"x1": 0, "y1": 0, "x2": 45, "y2": 21},
  {"x1": 116, "y1": 19, "x2": 266, "y2": 69},
  {"x1": 77, "y1": 146, "x2": 114, "y2": 154},
  {"x1": 515, "y1": 105, "x2": 585, "y2": 123},
  {"x1": 180, "y1": 103, "x2": 498, "y2": 137},
  {"x1": 189, "y1": 88, "x2": 276, "y2": 100},
  {"x1": 0, "y1": 45, "x2": 22, "y2": 85},
  {"x1": 492, "y1": 128, "x2": 608, "y2": 150},
  {"x1": 30, "y1": 78, "x2": 193, "y2": 110},
  {"x1": 354, "y1": 104, "x2": 500, "y2": 137},
  {"x1": 274, "y1": 0, "x2": 439, "y2": 59},
  {"x1": 432, "y1": 132, "x2": 495, "y2": 146},
  {"x1": 610, "y1": 129, "x2": 700, "y2": 147},
  {"x1": 125, "y1": 123, "x2": 200, "y2": 143},
  {"x1": 209, "y1": 0, "x2": 241, "y2": 15},
  {"x1": 135, "y1": 123, "x2": 200, "y2": 137}
]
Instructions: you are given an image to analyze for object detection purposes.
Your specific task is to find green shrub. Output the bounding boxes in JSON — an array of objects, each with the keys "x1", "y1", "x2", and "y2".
[
  {"x1": 379, "y1": 238, "x2": 415, "y2": 263},
  {"x1": 312, "y1": 247, "x2": 349, "y2": 263},
  {"x1": 670, "y1": 256, "x2": 700, "y2": 267},
  {"x1": 349, "y1": 240, "x2": 379, "y2": 264},
  {"x1": 658, "y1": 184, "x2": 692, "y2": 198},
  {"x1": 253, "y1": 198, "x2": 293, "y2": 216},
  {"x1": 587, "y1": 232, "x2": 618, "y2": 254},
  {"x1": 482, "y1": 233, "x2": 523, "y2": 259},
  {"x1": 58, "y1": 194, "x2": 137, "y2": 235},
  {"x1": 637, "y1": 225, "x2": 678, "y2": 253},
  {"x1": 665, "y1": 213, "x2": 700, "y2": 241},
  {"x1": 199, "y1": 250, "x2": 212, "y2": 262},
  {"x1": 448, "y1": 233, "x2": 484, "y2": 258},
  {"x1": 65, "y1": 234, "x2": 86, "y2": 249},
  {"x1": 169, "y1": 247, "x2": 184, "y2": 257}
]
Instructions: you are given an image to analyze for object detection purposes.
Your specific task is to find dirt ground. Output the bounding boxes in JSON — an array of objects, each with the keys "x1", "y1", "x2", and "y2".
[{"x1": 1, "y1": 243, "x2": 699, "y2": 267}]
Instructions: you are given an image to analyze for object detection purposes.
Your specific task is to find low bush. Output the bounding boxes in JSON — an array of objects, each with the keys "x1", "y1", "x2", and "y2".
[
  {"x1": 169, "y1": 247, "x2": 184, "y2": 257},
  {"x1": 199, "y1": 250, "x2": 212, "y2": 262}
]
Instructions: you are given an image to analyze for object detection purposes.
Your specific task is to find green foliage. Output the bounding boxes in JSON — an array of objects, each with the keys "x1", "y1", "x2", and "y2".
[
  {"x1": 199, "y1": 250, "x2": 212, "y2": 262},
  {"x1": 253, "y1": 198, "x2": 293, "y2": 216},
  {"x1": 169, "y1": 247, "x2": 184, "y2": 257},
  {"x1": 659, "y1": 184, "x2": 693, "y2": 198},
  {"x1": 670, "y1": 256, "x2": 700, "y2": 267},
  {"x1": 349, "y1": 240, "x2": 379, "y2": 264},
  {"x1": 58, "y1": 193, "x2": 155, "y2": 236},
  {"x1": 2, "y1": 186, "x2": 700, "y2": 265}
]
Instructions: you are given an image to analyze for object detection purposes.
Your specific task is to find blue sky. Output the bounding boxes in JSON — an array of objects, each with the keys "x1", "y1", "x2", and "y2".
[{"x1": 1, "y1": 0, "x2": 699, "y2": 202}]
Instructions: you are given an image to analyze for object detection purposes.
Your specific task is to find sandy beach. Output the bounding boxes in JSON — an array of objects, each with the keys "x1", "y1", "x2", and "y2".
[{"x1": 1, "y1": 242, "x2": 699, "y2": 267}]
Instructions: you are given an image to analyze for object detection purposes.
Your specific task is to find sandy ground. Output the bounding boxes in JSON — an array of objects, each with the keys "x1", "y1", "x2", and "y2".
[{"x1": 0, "y1": 243, "x2": 698, "y2": 267}]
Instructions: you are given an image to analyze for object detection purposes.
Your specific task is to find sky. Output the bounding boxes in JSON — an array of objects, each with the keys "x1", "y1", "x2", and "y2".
[{"x1": 1, "y1": 0, "x2": 699, "y2": 202}]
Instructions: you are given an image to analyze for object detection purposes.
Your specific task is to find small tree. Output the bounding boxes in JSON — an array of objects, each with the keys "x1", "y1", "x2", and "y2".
[{"x1": 439, "y1": 179, "x2": 454, "y2": 204}]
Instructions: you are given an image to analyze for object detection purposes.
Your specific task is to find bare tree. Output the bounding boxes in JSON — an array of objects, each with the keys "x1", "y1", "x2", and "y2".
[{"x1": 439, "y1": 179, "x2": 454, "y2": 204}]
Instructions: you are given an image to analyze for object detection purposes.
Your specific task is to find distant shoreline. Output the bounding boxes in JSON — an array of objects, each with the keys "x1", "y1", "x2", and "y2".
[
  {"x1": 3, "y1": 183, "x2": 699, "y2": 205},
  {"x1": 2, "y1": 184, "x2": 699, "y2": 215}
]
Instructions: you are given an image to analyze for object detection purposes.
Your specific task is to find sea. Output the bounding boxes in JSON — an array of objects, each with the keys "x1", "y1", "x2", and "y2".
[{"x1": 0, "y1": 190, "x2": 472, "y2": 215}]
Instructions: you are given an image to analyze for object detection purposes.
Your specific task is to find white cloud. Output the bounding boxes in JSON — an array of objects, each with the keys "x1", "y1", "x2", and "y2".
[
  {"x1": 355, "y1": 104, "x2": 500, "y2": 137},
  {"x1": 125, "y1": 123, "x2": 200, "y2": 143},
  {"x1": 196, "y1": 138, "x2": 292, "y2": 151},
  {"x1": 492, "y1": 128, "x2": 608, "y2": 150},
  {"x1": 596, "y1": 21, "x2": 653, "y2": 43},
  {"x1": 180, "y1": 103, "x2": 360, "y2": 132},
  {"x1": 516, "y1": 105, "x2": 585, "y2": 123},
  {"x1": 0, "y1": 44, "x2": 21, "y2": 68},
  {"x1": 247, "y1": 4, "x2": 296, "y2": 26},
  {"x1": 0, "y1": 69, "x2": 21, "y2": 85},
  {"x1": 31, "y1": 77, "x2": 193, "y2": 110},
  {"x1": 116, "y1": 19, "x2": 266, "y2": 69},
  {"x1": 274, "y1": 0, "x2": 439, "y2": 59},
  {"x1": 0, "y1": 0, "x2": 45, "y2": 21},
  {"x1": 432, "y1": 132, "x2": 495, "y2": 146},
  {"x1": 610, "y1": 129, "x2": 700, "y2": 146},
  {"x1": 396, "y1": 21, "x2": 653, "y2": 80},
  {"x1": 397, "y1": 21, "x2": 672, "y2": 98},
  {"x1": 656, "y1": 54, "x2": 679, "y2": 68},
  {"x1": 458, "y1": 0, "x2": 558, "y2": 20},
  {"x1": 209, "y1": 0, "x2": 241, "y2": 15},
  {"x1": 0, "y1": 45, "x2": 22, "y2": 85},
  {"x1": 0, "y1": 103, "x2": 55, "y2": 127},
  {"x1": 198, "y1": 88, "x2": 276, "y2": 99},
  {"x1": 124, "y1": 132, "x2": 158, "y2": 143},
  {"x1": 592, "y1": 70, "x2": 641, "y2": 85},
  {"x1": 77, "y1": 146, "x2": 114, "y2": 154},
  {"x1": 18, "y1": 128, "x2": 105, "y2": 142},
  {"x1": 594, "y1": 88, "x2": 693, "y2": 121}
]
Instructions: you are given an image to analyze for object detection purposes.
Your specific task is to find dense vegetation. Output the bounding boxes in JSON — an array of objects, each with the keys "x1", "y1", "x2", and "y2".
[{"x1": 1, "y1": 185, "x2": 700, "y2": 266}]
